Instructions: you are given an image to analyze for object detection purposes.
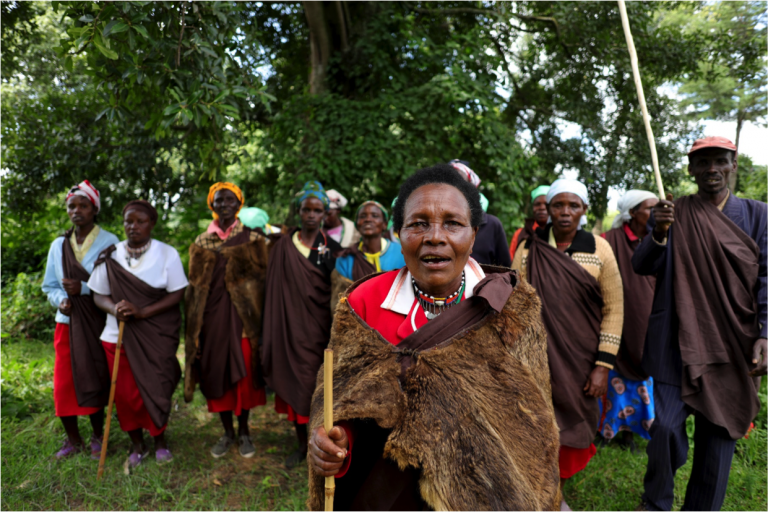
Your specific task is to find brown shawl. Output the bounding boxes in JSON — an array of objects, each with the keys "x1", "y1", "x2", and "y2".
[
  {"x1": 61, "y1": 232, "x2": 110, "y2": 408},
  {"x1": 672, "y1": 194, "x2": 762, "y2": 439},
  {"x1": 349, "y1": 246, "x2": 377, "y2": 282},
  {"x1": 307, "y1": 267, "x2": 561, "y2": 511},
  {"x1": 262, "y1": 229, "x2": 333, "y2": 417},
  {"x1": 526, "y1": 232, "x2": 603, "y2": 449},
  {"x1": 604, "y1": 226, "x2": 655, "y2": 381},
  {"x1": 97, "y1": 248, "x2": 182, "y2": 428},
  {"x1": 183, "y1": 228, "x2": 268, "y2": 402}
]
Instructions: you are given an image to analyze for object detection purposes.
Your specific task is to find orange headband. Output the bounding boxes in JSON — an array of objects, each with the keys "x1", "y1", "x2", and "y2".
[{"x1": 207, "y1": 182, "x2": 244, "y2": 220}]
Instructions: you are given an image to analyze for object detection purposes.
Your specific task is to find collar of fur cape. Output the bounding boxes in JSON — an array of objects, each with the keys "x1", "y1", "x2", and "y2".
[
  {"x1": 183, "y1": 237, "x2": 268, "y2": 402},
  {"x1": 307, "y1": 267, "x2": 562, "y2": 511}
]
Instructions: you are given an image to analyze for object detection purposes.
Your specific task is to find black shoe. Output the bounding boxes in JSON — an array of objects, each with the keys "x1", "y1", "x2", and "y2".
[
  {"x1": 616, "y1": 436, "x2": 638, "y2": 454},
  {"x1": 595, "y1": 433, "x2": 608, "y2": 448},
  {"x1": 284, "y1": 449, "x2": 307, "y2": 469}
]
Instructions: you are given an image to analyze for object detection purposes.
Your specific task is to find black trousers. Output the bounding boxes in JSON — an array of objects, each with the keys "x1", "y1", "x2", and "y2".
[{"x1": 642, "y1": 382, "x2": 737, "y2": 511}]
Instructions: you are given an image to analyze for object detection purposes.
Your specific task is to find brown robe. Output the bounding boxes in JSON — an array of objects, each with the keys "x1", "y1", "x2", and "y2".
[
  {"x1": 262, "y1": 229, "x2": 334, "y2": 417},
  {"x1": 183, "y1": 228, "x2": 268, "y2": 402},
  {"x1": 604, "y1": 226, "x2": 655, "y2": 381},
  {"x1": 96, "y1": 248, "x2": 182, "y2": 428},
  {"x1": 672, "y1": 194, "x2": 762, "y2": 439},
  {"x1": 526, "y1": 232, "x2": 603, "y2": 449},
  {"x1": 61, "y1": 232, "x2": 110, "y2": 408},
  {"x1": 307, "y1": 267, "x2": 561, "y2": 511}
]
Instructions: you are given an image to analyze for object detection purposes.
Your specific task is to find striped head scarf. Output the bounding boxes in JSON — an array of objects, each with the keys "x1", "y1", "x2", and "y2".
[
  {"x1": 449, "y1": 160, "x2": 482, "y2": 188},
  {"x1": 207, "y1": 182, "x2": 244, "y2": 220},
  {"x1": 66, "y1": 180, "x2": 101, "y2": 212},
  {"x1": 355, "y1": 200, "x2": 389, "y2": 224},
  {"x1": 295, "y1": 181, "x2": 330, "y2": 209}
]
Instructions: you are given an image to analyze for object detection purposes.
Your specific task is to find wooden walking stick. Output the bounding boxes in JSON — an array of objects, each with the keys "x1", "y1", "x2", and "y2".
[
  {"x1": 617, "y1": 0, "x2": 666, "y2": 200},
  {"x1": 97, "y1": 320, "x2": 125, "y2": 481},
  {"x1": 324, "y1": 348, "x2": 335, "y2": 511}
]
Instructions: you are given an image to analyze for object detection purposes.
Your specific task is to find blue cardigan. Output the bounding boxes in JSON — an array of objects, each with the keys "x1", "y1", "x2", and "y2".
[
  {"x1": 42, "y1": 227, "x2": 120, "y2": 325},
  {"x1": 632, "y1": 194, "x2": 767, "y2": 385},
  {"x1": 336, "y1": 239, "x2": 405, "y2": 280}
]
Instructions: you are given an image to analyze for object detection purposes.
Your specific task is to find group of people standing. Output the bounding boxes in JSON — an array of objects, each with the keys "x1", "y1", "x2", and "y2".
[{"x1": 42, "y1": 137, "x2": 765, "y2": 511}]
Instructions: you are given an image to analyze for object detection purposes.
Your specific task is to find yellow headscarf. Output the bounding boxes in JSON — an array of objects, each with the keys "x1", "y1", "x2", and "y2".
[{"x1": 207, "y1": 182, "x2": 244, "y2": 220}]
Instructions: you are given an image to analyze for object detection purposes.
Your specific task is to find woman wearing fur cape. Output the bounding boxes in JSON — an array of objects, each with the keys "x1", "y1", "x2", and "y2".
[
  {"x1": 308, "y1": 167, "x2": 560, "y2": 511},
  {"x1": 184, "y1": 183, "x2": 268, "y2": 459}
]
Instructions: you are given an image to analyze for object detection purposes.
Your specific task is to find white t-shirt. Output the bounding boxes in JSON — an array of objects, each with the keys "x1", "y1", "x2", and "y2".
[{"x1": 87, "y1": 240, "x2": 188, "y2": 343}]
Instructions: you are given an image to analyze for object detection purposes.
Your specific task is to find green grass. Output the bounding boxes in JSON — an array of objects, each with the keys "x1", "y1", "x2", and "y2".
[{"x1": 2, "y1": 338, "x2": 766, "y2": 510}]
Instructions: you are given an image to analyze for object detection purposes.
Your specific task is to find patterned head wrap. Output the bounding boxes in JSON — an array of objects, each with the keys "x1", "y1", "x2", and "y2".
[
  {"x1": 531, "y1": 185, "x2": 551, "y2": 201},
  {"x1": 612, "y1": 190, "x2": 657, "y2": 229},
  {"x1": 326, "y1": 189, "x2": 348, "y2": 210},
  {"x1": 546, "y1": 178, "x2": 589, "y2": 229},
  {"x1": 122, "y1": 200, "x2": 158, "y2": 223},
  {"x1": 66, "y1": 180, "x2": 101, "y2": 212},
  {"x1": 449, "y1": 160, "x2": 482, "y2": 188},
  {"x1": 295, "y1": 181, "x2": 330, "y2": 209},
  {"x1": 355, "y1": 200, "x2": 389, "y2": 224},
  {"x1": 207, "y1": 182, "x2": 244, "y2": 220}
]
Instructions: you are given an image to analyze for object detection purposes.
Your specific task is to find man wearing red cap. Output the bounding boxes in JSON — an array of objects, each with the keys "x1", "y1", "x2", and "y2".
[{"x1": 632, "y1": 136, "x2": 767, "y2": 511}]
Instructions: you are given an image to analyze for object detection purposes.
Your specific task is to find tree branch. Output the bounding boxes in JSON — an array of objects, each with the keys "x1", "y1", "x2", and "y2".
[
  {"x1": 415, "y1": 7, "x2": 573, "y2": 59},
  {"x1": 176, "y1": 3, "x2": 186, "y2": 68}
]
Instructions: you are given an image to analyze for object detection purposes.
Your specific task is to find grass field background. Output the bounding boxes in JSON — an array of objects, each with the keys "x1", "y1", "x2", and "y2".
[{"x1": 2, "y1": 338, "x2": 766, "y2": 510}]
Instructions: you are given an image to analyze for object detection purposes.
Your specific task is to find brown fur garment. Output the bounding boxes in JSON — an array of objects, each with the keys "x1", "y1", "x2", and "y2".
[
  {"x1": 307, "y1": 276, "x2": 561, "y2": 511},
  {"x1": 183, "y1": 237, "x2": 269, "y2": 402},
  {"x1": 329, "y1": 269, "x2": 353, "y2": 321}
]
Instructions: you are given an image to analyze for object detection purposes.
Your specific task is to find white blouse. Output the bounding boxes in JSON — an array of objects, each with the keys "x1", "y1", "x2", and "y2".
[{"x1": 87, "y1": 240, "x2": 188, "y2": 343}]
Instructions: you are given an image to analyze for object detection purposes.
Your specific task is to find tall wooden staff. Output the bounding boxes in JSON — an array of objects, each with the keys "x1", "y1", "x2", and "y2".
[
  {"x1": 617, "y1": 0, "x2": 666, "y2": 199},
  {"x1": 324, "y1": 349, "x2": 335, "y2": 511},
  {"x1": 97, "y1": 320, "x2": 125, "y2": 480}
]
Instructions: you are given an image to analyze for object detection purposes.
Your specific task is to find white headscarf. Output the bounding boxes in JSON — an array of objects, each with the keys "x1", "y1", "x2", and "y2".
[
  {"x1": 546, "y1": 178, "x2": 589, "y2": 229},
  {"x1": 612, "y1": 190, "x2": 657, "y2": 229},
  {"x1": 326, "y1": 189, "x2": 348, "y2": 210}
]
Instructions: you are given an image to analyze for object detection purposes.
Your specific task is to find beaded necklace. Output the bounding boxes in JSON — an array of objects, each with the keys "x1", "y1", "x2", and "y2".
[
  {"x1": 412, "y1": 272, "x2": 465, "y2": 319},
  {"x1": 125, "y1": 240, "x2": 151, "y2": 268},
  {"x1": 299, "y1": 230, "x2": 329, "y2": 265}
]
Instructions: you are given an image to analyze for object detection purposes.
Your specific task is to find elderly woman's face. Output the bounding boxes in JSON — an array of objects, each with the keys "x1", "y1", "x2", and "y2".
[
  {"x1": 547, "y1": 192, "x2": 587, "y2": 236},
  {"x1": 300, "y1": 197, "x2": 326, "y2": 230},
  {"x1": 630, "y1": 198, "x2": 658, "y2": 228},
  {"x1": 67, "y1": 195, "x2": 96, "y2": 227},
  {"x1": 213, "y1": 189, "x2": 241, "y2": 223},
  {"x1": 532, "y1": 195, "x2": 549, "y2": 225},
  {"x1": 356, "y1": 204, "x2": 386, "y2": 238},
  {"x1": 399, "y1": 184, "x2": 477, "y2": 296},
  {"x1": 123, "y1": 208, "x2": 155, "y2": 247}
]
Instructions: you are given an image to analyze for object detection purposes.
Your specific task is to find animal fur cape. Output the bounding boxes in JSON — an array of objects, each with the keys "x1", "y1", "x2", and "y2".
[
  {"x1": 307, "y1": 270, "x2": 561, "y2": 511},
  {"x1": 183, "y1": 231, "x2": 268, "y2": 402}
]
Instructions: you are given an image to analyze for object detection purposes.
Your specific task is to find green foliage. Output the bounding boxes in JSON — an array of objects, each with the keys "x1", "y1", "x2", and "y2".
[
  {"x1": 0, "y1": 341, "x2": 55, "y2": 420},
  {"x1": 672, "y1": 2, "x2": 767, "y2": 131},
  {"x1": 1, "y1": 272, "x2": 54, "y2": 342},
  {"x1": 735, "y1": 156, "x2": 767, "y2": 202}
]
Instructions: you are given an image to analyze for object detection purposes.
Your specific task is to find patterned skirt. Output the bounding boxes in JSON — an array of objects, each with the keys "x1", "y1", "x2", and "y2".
[{"x1": 598, "y1": 370, "x2": 655, "y2": 440}]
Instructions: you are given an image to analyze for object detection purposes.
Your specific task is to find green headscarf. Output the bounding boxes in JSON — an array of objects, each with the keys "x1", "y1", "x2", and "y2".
[
  {"x1": 531, "y1": 185, "x2": 551, "y2": 201},
  {"x1": 239, "y1": 207, "x2": 270, "y2": 229},
  {"x1": 355, "y1": 200, "x2": 389, "y2": 224}
]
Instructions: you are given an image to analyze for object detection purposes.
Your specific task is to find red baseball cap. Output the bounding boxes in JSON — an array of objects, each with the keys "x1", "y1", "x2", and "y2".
[{"x1": 687, "y1": 136, "x2": 737, "y2": 156}]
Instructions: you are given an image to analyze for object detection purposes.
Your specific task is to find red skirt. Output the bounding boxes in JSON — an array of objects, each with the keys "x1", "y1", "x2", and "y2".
[
  {"x1": 53, "y1": 323, "x2": 100, "y2": 417},
  {"x1": 274, "y1": 395, "x2": 309, "y2": 425},
  {"x1": 206, "y1": 338, "x2": 266, "y2": 416},
  {"x1": 102, "y1": 341, "x2": 166, "y2": 437},
  {"x1": 559, "y1": 444, "x2": 597, "y2": 479}
]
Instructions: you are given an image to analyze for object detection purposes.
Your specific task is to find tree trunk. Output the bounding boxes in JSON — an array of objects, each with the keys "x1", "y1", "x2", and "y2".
[
  {"x1": 303, "y1": 1, "x2": 332, "y2": 95},
  {"x1": 592, "y1": 217, "x2": 603, "y2": 235},
  {"x1": 730, "y1": 113, "x2": 744, "y2": 192}
]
